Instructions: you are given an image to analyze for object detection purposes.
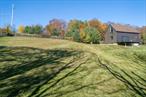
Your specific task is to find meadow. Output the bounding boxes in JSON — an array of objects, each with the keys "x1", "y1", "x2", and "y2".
[{"x1": 0, "y1": 37, "x2": 146, "y2": 97}]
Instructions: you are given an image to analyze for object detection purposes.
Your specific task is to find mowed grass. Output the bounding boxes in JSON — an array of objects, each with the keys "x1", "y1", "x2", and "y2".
[{"x1": 0, "y1": 37, "x2": 146, "y2": 97}]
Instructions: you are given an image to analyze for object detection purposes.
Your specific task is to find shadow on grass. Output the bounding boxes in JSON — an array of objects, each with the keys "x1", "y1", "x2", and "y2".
[
  {"x1": 97, "y1": 57, "x2": 146, "y2": 97},
  {"x1": 42, "y1": 77, "x2": 113, "y2": 97},
  {"x1": 0, "y1": 46, "x2": 80, "y2": 81},
  {"x1": 0, "y1": 46, "x2": 86, "y2": 97},
  {"x1": 0, "y1": 46, "x2": 130, "y2": 97}
]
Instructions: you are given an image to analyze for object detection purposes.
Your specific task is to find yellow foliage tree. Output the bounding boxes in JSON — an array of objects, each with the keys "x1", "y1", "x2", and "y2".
[
  {"x1": 18, "y1": 25, "x2": 25, "y2": 33},
  {"x1": 79, "y1": 22, "x2": 87, "y2": 41}
]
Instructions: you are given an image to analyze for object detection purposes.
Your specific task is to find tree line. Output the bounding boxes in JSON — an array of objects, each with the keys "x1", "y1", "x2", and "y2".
[
  {"x1": 17, "y1": 19, "x2": 107, "y2": 44},
  {"x1": 0, "y1": 19, "x2": 146, "y2": 44}
]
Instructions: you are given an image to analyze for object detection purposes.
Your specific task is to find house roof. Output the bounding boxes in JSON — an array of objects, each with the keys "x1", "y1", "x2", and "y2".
[{"x1": 111, "y1": 24, "x2": 139, "y2": 33}]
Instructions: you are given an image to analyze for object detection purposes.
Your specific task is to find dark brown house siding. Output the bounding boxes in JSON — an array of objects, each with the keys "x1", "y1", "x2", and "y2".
[
  {"x1": 104, "y1": 24, "x2": 140, "y2": 44},
  {"x1": 104, "y1": 24, "x2": 117, "y2": 44},
  {"x1": 117, "y1": 32, "x2": 140, "y2": 43}
]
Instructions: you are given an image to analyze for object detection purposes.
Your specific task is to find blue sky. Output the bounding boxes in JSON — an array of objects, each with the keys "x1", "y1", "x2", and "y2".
[{"x1": 0, "y1": 0, "x2": 146, "y2": 27}]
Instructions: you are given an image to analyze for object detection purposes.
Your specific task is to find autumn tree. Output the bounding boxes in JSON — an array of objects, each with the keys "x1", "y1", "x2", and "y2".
[
  {"x1": 88, "y1": 19, "x2": 107, "y2": 40},
  {"x1": 45, "y1": 25, "x2": 52, "y2": 36},
  {"x1": 18, "y1": 25, "x2": 25, "y2": 33},
  {"x1": 140, "y1": 26, "x2": 146, "y2": 44},
  {"x1": 79, "y1": 21, "x2": 88, "y2": 41},
  {"x1": 66, "y1": 20, "x2": 82, "y2": 41},
  {"x1": 46, "y1": 19, "x2": 66, "y2": 37},
  {"x1": 66, "y1": 19, "x2": 102, "y2": 43}
]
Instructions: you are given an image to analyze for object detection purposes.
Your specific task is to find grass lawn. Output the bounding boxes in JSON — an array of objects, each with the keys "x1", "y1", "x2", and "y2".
[{"x1": 0, "y1": 37, "x2": 146, "y2": 97}]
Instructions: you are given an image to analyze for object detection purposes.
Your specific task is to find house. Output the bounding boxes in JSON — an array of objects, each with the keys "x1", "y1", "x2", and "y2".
[
  {"x1": 0, "y1": 28, "x2": 7, "y2": 36},
  {"x1": 104, "y1": 24, "x2": 140, "y2": 45}
]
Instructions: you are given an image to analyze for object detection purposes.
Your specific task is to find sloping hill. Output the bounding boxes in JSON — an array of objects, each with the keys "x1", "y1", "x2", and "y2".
[{"x1": 0, "y1": 37, "x2": 146, "y2": 97}]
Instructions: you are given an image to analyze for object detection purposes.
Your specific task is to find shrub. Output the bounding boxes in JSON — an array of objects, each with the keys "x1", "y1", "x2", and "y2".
[
  {"x1": 83, "y1": 27, "x2": 101, "y2": 44},
  {"x1": 72, "y1": 30, "x2": 80, "y2": 42}
]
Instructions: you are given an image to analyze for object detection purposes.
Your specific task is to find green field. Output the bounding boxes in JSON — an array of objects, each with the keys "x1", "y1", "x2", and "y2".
[{"x1": 0, "y1": 37, "x2": 146, "y2": 97}]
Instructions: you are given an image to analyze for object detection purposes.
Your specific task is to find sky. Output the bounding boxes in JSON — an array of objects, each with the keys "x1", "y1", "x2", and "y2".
[{"x1": 0, "y1": 0, "x2": 146, "y2": 27}]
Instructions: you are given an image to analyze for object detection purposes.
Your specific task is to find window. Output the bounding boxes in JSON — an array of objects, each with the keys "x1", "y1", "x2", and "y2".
[
  {"x1": 110, "y1": 27, "x2": 113, "y2": 33},
  {"x1": 111, "y1": 36, "x2": 113, "y2": 40}
]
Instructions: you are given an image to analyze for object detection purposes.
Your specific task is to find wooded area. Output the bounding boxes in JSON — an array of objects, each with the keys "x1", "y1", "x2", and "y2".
[{"x1": 0, "y1": 19, "x2": 146, "y2": 44}]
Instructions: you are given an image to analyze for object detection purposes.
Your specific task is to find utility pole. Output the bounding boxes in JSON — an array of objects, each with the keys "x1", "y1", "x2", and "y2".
[
  {"x1": 11, "y1": 4, "x2": 14, "y2": 27},
  {"x1": 11, "y1": 4, "x2": 15, "y2": 36}
]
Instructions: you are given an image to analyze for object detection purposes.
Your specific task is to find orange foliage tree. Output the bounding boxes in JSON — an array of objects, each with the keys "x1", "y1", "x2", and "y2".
[
  {"x1": 88, "y1": 19, "x2": 107, "y2": 40},
  {"x1": 46, "y1": 19, "x2": 66, "y2": 37}
]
